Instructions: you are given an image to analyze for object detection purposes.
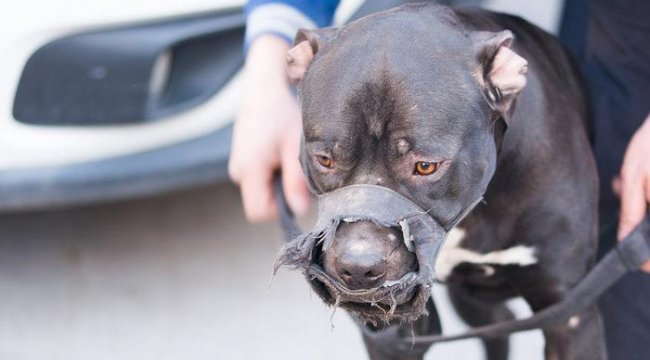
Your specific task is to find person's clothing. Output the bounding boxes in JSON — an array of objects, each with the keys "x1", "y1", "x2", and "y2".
[
  {"x1": 586, "y1": 0, "x2": 650, "y2": 225},
  {"x1": 244, "y1": 0, "x2": 340, "y2": 49},
  {"x1": 562, "y1": 0, "x2": 650, "y2": 359},
  {"x1": 599, "y1": 272, "x2": 650, "y2": 359}
]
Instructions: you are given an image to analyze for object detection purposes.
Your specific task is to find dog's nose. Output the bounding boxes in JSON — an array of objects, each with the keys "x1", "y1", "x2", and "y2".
[{"x1": 335, "y1": 244, "x2": 387, "y2": 289}]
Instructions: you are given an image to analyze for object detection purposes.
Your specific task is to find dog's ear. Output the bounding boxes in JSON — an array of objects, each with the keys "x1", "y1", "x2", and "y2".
[
  {"x1": 472, "y1": 30, "x2": 528, "y2": 120},
  {"x1": 286, "y1": 28, "x2": 336, "y2": 85}
]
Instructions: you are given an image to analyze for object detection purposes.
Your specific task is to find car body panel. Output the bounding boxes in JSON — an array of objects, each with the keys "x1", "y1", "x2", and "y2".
[{"x1": 0, "y1": 1, "x2": 245, "y2": 171}]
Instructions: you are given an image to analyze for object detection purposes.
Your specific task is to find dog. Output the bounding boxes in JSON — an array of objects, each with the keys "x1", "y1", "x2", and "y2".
[{"x1": 279, "y1": 4, "x2": 604, "y2": 359}]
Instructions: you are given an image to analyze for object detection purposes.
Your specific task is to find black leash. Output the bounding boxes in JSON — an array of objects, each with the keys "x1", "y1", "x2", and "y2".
[
  {"x1": 273, "y1": 175, "x2": 650, "y2": 344},
  {"x1": 274, "y1": 175, "x2": 302, "y2": 240}
]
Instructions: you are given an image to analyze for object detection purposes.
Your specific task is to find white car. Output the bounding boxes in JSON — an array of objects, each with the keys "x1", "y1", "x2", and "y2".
[{"x1": 0, "y1": 0, "x2": 247, "y2": 211}]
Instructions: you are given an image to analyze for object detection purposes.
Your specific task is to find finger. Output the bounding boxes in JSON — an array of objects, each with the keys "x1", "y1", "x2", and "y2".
[
  {"x1": 642, "y1": 260, "x2": 650, "y2": 273},
  {"x1": 617, "y1": 171, "x2": 646, "y2": 240},
  {"x1": 240, "y1": 169, "x2": 278, "y2": 223},
  {"x1": 638, "y1": 179, "x2": 650, "y2": 274},
  {"x1": 228, "y1": 157, "x2": 240, "y2": 184},
  {"x1": 228, "y1": 125, "x2": 244, "y2": 183},
  {"x1": 639, "y1": 133, "x2": 650, "y2": 273},
  {"x1": 281, "y1": 143, "x2": 311, "y2": 217},
  {"x1": 646, "y1": 175, "x2": 650, "y2": 204},
  {"x1": 611, "y1": 176, "x2": 622, "y2": 198}
]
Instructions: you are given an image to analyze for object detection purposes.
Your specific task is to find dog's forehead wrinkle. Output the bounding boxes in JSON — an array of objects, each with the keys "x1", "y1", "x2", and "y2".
[
  {"x1": 306, "y1": 139, "x2": 334, "y2": 152},
  {"x1": 305, "y1": 135, "x2": 360, "y2": 167},
  {"x1": 396, "y1": 138, "x2": 411, "y2": 155},
  {"x1": 357, "y1": 77, "x2": 399, "y2": 139},
  {"x1": 406, "y1": 135, "x2": 461, "y2": 160}
]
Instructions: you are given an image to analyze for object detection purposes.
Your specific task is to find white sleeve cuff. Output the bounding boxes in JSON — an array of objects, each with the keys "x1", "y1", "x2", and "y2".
[{"x1": 245, "y1": 3, "x2": 317, "y2": 46}]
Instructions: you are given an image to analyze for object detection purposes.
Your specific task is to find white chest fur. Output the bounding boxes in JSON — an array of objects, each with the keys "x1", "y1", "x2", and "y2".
[{"x1": 434, "y1": 227, "x2": 538, "y2": 281}]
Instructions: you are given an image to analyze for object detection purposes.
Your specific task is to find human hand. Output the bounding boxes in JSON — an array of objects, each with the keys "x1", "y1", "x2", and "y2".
[
  {"x1": 229, "y1": 35, "x2": 310, "y2": 222},
  {"x1": 616, "y1": 113, "x2": 650, "y2": 272}
]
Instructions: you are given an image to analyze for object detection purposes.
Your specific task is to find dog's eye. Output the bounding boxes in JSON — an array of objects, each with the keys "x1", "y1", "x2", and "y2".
[
  {"x1": 317, "y1": 155, "x2": 333, "y2": 168},
  {"x1": 414, "y1": 161, "x2": 439, "y2": 175}
]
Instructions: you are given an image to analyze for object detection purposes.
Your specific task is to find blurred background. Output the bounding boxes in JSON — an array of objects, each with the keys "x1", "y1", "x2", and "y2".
[{"x1": 0, "y1": 0, "x2": 565, "y2": 359}]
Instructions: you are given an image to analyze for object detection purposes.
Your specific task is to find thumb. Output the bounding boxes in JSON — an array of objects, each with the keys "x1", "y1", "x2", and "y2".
[
  {"x1": 617, "y1": 174, "x2": 646, "y2": 240},
  {"x1": 281, "y1": 143, "x2": 310, "y2": 217},
  {"x1": 611, "y1": 176, "x2": 622, "y2": 198}
]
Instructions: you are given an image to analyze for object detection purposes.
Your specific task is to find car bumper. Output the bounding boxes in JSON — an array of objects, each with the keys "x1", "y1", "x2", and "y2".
[{"x1": 0, "y1": 125, "x2": 233, "y2": 212}]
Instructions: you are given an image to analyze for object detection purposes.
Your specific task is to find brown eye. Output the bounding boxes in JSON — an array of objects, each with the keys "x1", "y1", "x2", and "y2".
[
  {"x1": 414, "y1": 161, "x2": 439, "y2": 175},
  {"x1": 317, "y1": 155, "x2": 333, "y2": 168}
]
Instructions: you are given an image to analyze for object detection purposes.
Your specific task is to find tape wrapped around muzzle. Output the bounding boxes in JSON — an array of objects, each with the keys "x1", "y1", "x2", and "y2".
[{"x1": 274, "y1": 184, "x2": 471, "y2": 322}]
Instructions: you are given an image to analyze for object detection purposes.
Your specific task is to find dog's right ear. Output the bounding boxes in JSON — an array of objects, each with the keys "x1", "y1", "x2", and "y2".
[{"x1": 286, "y1": 28, "x2": 336, "y2": 85}]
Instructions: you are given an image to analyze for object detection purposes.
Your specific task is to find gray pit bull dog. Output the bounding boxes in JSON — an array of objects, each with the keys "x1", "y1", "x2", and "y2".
[{"x1": 275, "y1": 4, "x2": 604, "y2": 360}]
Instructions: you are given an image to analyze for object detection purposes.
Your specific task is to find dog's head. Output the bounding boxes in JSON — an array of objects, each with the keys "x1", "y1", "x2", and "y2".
[{"x1": 277, "y1": 4, "x2": 528, "y2": 324}]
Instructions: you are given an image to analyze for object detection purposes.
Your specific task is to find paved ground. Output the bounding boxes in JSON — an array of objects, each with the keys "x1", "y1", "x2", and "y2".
[{"x1": 0, "y1": 183, "x2": 544, "y2": 359}]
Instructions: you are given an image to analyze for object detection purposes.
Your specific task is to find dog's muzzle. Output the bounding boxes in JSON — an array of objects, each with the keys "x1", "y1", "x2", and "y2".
[{"x1": 274, "y1": 184, "x2": 482, "y2": 323}]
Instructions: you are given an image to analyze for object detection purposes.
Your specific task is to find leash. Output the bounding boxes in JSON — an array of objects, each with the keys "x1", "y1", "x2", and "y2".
[
  {"x1": 273, "y1": 175, "x2": 650, "y2": 344},
  {"x1": 274, "y1": 175, "x2": 302, "y2": 240}
]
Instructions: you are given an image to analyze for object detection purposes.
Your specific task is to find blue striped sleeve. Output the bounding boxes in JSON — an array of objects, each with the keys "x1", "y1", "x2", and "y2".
[{"x1": 244, "y1": 0, "x2": 340, "y2": 48}]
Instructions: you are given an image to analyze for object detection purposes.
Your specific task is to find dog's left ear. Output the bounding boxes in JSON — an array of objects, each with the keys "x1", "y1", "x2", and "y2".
[
  {"x1": 286, "y1": 28, "x2": 337, "y2": 85},
  {"x1": 472, "y1": 30, "x2": 528, "y2": 120}
]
